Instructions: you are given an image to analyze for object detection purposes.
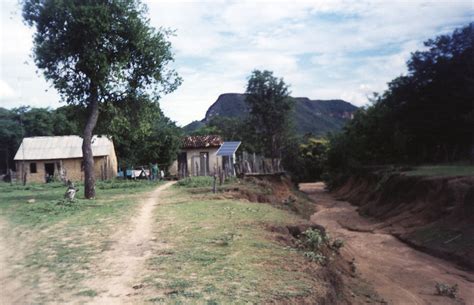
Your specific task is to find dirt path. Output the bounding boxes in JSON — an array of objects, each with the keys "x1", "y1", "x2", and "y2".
[
  {"x1": 0, "y1": 220, "x2": 30, "y2": 305},
  {"x1": 300, "y1": 182, "x2": 474, "y2": 305},
  {"x1": 83, "y1": 182, "x2": 175, "y2": 305}
]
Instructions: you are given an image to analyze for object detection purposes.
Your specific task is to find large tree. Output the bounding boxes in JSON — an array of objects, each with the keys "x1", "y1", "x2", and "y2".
[
  {"x1": 245, "y1": 70, "x2": 294, "y2": 159},
  {"x1": 22, "y1": 0, "x2": 181, "y2": 198}
]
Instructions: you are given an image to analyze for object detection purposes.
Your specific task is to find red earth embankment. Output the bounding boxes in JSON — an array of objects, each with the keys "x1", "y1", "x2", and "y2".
[{"x1": 333, "y1": 173, "x2": 474, "y2": 270}]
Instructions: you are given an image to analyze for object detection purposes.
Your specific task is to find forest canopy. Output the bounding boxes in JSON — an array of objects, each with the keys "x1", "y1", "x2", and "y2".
[{"x1": 325, "y1": 23, "x2": 473, "y2": 177}]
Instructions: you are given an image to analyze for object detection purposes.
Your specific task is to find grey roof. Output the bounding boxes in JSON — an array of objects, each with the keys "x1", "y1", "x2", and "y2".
[
  {"x1": 216, "y1": 141, "x2": 241, "y2": 156},
  {"x1": 14, "y1": 135, "x2": 114, "y2": 161}
]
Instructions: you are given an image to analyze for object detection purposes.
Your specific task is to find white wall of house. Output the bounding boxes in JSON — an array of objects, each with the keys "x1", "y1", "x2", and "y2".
[{"x1": 168, "y1": 147, "x2": 222, "y2": 177}]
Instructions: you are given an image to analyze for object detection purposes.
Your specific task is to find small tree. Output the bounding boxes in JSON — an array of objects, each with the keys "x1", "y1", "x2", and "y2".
[
  {"x1": 22, "y1": 0, "x2": 181, "y2": 198},
  {"x1": 245, "y1": 70, "x2": 294, "y2": 159}
]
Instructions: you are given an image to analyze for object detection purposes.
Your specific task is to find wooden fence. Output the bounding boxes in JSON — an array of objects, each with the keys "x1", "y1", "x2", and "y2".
[{"x1": 234, "y1": 152, "x2": 284, "y2": 176}]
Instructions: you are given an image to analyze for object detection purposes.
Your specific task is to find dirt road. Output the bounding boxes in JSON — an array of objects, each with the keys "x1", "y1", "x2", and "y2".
[
  {"x1": 83, "y1": 181, "x2": 175, "y2": 305},
  {"x1": 300, "y1": 182, "x2": 474, "y2": 305}
]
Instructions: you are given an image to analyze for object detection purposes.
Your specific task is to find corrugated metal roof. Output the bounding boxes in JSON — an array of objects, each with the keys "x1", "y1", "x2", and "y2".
[
  {"x1": 14, "y1": 135, "x2": 113, "y2": 161},
  {"x1": 216, "y1": 141, "x2": 241, "y2": 156}
]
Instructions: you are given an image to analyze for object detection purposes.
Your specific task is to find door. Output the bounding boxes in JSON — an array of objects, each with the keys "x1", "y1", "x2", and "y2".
[
  {"x1": 199, "y1": 152, "x2": 209, "y2": 176},
  {"x1": 44, "y1": 163, "x2": 55, "y2": 182},
  {"x1": 177, "y1": 152, "x2": 188, "y2": 177}
]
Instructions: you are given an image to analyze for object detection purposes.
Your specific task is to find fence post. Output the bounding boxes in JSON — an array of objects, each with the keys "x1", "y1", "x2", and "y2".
[{"x1": 212, "y1": 174, "x2": 217, "y2": 193}]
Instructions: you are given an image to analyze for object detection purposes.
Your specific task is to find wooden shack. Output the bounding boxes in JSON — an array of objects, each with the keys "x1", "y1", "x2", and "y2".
[
  {"x1": 168, "y1": 135, "x2": 223, "y2": 177},
  {"x1": 14, "y1": 135, "x2": 117, "y2": 183}
]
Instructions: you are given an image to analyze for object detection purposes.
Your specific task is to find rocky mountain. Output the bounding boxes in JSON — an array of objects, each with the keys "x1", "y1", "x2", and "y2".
[{"x1": 184, "y1": 93, "x2": 358, "y2": 136}]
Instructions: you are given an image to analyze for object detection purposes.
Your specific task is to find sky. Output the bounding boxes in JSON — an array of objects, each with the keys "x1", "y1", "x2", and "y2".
[{"x1": 0, "y1": 1, "x2": 472, "y2": 126}]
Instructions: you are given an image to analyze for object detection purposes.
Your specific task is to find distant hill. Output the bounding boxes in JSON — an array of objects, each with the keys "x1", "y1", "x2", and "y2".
[{"x1": 185, "y1": 93, "x2": 358, "y2": 136}]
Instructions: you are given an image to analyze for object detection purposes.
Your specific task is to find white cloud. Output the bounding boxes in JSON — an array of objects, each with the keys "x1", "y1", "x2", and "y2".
[
  {"x1": 0, "y1": 79, "x2": 16, "y2": 98},
  {"x1": 1, "y1": 0, "x2": 471, "y2": 125}
]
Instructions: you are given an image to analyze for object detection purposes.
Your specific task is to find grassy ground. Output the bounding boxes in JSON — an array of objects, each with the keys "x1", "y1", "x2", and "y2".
[
  {"x1": 0, "y1": 179, "x2": 163, "y2": 304},
  {"x1": 1, "y1": 177, "x2": 332, "y2": 304},
  {"x1": 404, "y1": 165, "x2": 474, "y2": 177},
  {"x1": 138, "y1": 183, "x2": 325, "y2": 304}
]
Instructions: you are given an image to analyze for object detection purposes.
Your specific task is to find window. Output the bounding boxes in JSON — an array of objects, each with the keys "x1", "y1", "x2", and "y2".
[{"x1": 30, "y1": 162, "x2": 37, "y2": 174}]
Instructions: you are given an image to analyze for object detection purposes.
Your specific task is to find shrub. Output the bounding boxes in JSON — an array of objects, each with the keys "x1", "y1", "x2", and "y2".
[
  {"x1": 435, "y1": 282, "x2": 458, "y2": 298},
  {"x1": 303, "y1": 228, "x2": 327, "y2": 250},
  {"x1": 303, "y1": 251, "x2": 326, "y2": 265},
  {"x1": 331, "y1": 239, "x2": 345, "y2": 253}
]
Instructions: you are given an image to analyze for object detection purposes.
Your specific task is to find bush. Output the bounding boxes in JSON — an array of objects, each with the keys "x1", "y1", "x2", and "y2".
[
  {"x1": 331, "y1": 239, "x2": 345, "y2": 253},
  {"x1": 303, "y1": 251, "x2": 326, "y2": 265},
  {"x1": 303, "y1": 228, "x2": 327, "y2": 250}
]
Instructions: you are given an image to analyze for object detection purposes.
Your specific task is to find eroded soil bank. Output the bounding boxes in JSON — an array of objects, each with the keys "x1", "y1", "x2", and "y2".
[
  {"x1": 301, "y1": 182, "x2": 474, "y2": 305},
  {"x1": 332, "y1": 173, "x2": 474, "y2": 270}
]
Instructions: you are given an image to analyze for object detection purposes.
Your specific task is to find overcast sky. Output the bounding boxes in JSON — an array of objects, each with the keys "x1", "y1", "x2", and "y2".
[{"x1": 0, "y1": 0, "x2": 472, "y2": 126}]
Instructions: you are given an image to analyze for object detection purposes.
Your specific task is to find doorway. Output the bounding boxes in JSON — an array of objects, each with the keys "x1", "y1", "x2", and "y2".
[
  {"x1": 199, "y1": 152, "x2": 209, "y2": 176},
  {"x1": 177, "y1": 152, "x2": 188, "y2": 177},
  {"x1": 44, "y1": 163, "x2": 55, "y2": 181}
]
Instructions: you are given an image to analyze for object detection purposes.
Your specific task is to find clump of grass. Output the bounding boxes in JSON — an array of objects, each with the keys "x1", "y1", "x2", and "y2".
[
  {"x1": 303, "y1": 251, "x2": 326, "y2": 265},
  {"x1": 75, "y1": 289, "x2": 98, "y2": 297},
  {"x1": 176, "y1": 176, "x2": 214, "y2": 188},
  {"x1": 297, "y1": 228, "x2": 344, "y2": 265},
  {"x1": 331, "y1": 239, "x2": 345, "y2": 253}
]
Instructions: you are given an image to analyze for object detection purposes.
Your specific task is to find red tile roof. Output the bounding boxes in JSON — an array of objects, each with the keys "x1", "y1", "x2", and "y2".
[{"x1": 182, "y1": 135, "x2": 223, "y2": 149}]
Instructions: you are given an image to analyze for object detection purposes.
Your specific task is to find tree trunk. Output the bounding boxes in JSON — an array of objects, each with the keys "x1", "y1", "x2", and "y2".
[{"x1": 82, "y1": 86, "x2": 100, "y2": 199}]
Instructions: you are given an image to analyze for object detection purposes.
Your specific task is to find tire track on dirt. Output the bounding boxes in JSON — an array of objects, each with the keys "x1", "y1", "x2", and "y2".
[{"x1": 83, "y1": 182, "x2": 175, "y2": 305}]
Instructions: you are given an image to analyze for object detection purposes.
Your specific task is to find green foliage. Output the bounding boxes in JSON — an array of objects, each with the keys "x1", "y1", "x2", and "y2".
[
  {"x1": 22, "y1": 0, "x2": 181, "y2": 197},
  {"x1": 96, "y1": 179, "x2": 161, "y2": 190},
  {"x1": 282, "y1": 136, "x2": 329, "y2": 183},
  {"x1": 0, "y1": 106, "x2": 81, "y2": 173},
  {"x1": 302, "y1": 228, "x2": 327, "y2": 250},
  {"x1": 183, "y1": 94, "x2": 357, "y2": 137},
  {"x1": 75, "y1": 290, "x2": 98, "y2": 297},
  {"x1": 22, "y1": 0, "x2": 181, "y2": 105},
  {"x1": 245, "y1": 70, "x2": 295, "y2": 158},
  {"x1": 96, "y1": 97, "x2": 182, "y2": 169},
  {"x1": 331, "y1": 239, "x2": 345, "y2": 253},
  {"x1": 0, "y1": 98, "x2": 180, "y2": 174},
  {"x1": 324, "y1": 23, "x2": 474, "y2": 180},
  {"x1": 176, "y1": 176, "x2": 214, "y2": 188},
  {"x1": 202, "y1": 116, "x2": 259, "y2": 153},
  {"x1": 303, "y1": 251, "x2": 326, "y2": 265}
]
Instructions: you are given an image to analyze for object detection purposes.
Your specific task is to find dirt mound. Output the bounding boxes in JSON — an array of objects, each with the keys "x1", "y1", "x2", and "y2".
[
  {"x1": 211, "y1": 175, "x2": 316, "y2": 218},
  {"x1": 333, "y1": 173, "x2": 474, "y2": 270}
]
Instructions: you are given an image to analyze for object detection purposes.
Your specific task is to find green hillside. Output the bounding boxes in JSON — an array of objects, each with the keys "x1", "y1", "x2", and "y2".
[{"x1": 185, "y1": 93, "x2": 358, "y2": 136}]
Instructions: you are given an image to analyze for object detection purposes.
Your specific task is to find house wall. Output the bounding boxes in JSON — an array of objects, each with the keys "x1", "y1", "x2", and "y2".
[
  {"x1": 168, "y1": 147, "x2": 222, "y2": 177},
  {"x1": 189, "y1": 147, "x2": 221, "y2": 176},
  {"x1": 168, "y1": 160, "x2": 178, "y2": 176},
  {"x1": 16, "y1": 155, "x2": 117, "y2": 183}
]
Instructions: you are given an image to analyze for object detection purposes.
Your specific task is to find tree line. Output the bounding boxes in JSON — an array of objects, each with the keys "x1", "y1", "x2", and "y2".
[
  {"x1": 0, "y1": 101, "x2": 182, "y2": 177},
  {"x1": 325, "y1": 23, "x2": 473, "y2": 183},
  {"x1": 7, "y1": 0, "x2": 471, "y2": 195},
  {"x1": 193, "y1": 23, "x2": 473, "y2": 183}
]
